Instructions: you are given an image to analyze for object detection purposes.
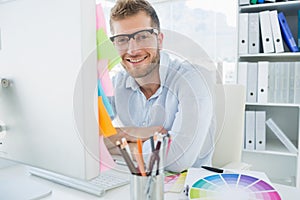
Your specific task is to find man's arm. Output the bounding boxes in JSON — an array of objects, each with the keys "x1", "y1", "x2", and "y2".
[
  {"x1": 163, "y1": 67, "x2": 215, "y2": 172},
  {"x1": 104, "y1": 126, "x2": 167, "y2": 155}
]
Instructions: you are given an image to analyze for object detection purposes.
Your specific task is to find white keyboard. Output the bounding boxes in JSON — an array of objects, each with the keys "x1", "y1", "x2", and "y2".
[
  {"x1": 89, "y1": 173, "x2": 130, "y2": 191},
  {"x1": 28, "y1": 167, "x2": 130, "y2": 197}
]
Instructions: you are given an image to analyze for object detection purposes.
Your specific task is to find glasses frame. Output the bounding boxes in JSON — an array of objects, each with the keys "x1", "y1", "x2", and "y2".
[{"x1": 109, "y1": 28, "x2": 159, "y2": 44}]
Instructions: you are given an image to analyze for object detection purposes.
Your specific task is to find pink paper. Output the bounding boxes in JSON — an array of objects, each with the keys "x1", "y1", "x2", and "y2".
[
  {"x1": 96, "y1": 3, "x2": 106, "y2": 32},
  {"x1": 99, "y1": 135, "x2": 116, "y2": 172},
  {"x1": 96, "y1": 3, "x2": 116, "y2": 172},
  {"x1": 98, "y1": 59, "x2": 114, "y2": 97}
]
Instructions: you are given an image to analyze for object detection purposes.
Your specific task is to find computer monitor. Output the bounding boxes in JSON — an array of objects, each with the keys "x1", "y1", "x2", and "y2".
[{"x1": 0, "y1": 0, "x2": 99, "y2": 184}]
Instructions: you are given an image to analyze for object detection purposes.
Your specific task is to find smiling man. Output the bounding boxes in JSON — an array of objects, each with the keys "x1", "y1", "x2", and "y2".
[{"x1": 106, "y1": 0, "x2": 215, "y2": 172}]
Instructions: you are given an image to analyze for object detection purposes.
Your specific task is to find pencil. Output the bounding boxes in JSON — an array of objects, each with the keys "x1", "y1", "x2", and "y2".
[
  {"x1": 137, "y1": 138, "x2": 143, "y2": 154},
  {"x1": 133, "y1": 149, "x2": 146, "y2": 176},
  {"x1": 116, "y1": 141, "x2": 137, "y2": 174},
  {"x1": 136, "y1": 138, "x2": 146, "y2": 174}
]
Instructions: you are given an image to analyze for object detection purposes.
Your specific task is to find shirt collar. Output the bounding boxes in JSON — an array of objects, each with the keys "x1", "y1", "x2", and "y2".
[{"x1": 125, "y1": 51, "x2": 170, "y2": 91}]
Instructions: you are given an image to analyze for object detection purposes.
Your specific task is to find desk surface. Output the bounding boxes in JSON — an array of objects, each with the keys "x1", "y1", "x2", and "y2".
[{"x1": 1, "y1": 164, "x2": 299, "y2": 200}]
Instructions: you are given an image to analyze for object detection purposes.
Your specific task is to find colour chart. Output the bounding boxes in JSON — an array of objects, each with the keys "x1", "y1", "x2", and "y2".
[{"x1": 189, "y1": 173, "x2": 281, "y2": 200}]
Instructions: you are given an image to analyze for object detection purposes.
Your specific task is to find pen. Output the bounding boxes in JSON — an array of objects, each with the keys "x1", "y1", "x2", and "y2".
[
  {"x1": 163, "y1": 133, "x2": 171, "y2": 157},
  {"x1": 145, "y1": 162, "x2": 157, "y2": 200},
  {"x1": 201, "y1": 165, "x2": 224, "y2": 173},
  {"x1": 121, "y1": 137, "x2": 133, "y2": 160},
  {"x1": 113, "y1": 159, "x2": 127, "y2": 166},
  {"x1": 155, "y1": 133, "x2": 163, "y2": 151},
  {"x1": 150, "y1": 136, "x2": 155, "y2": 152},
  {"x1": 183, "y1": 184, "x2": 189, "y2": 197}
]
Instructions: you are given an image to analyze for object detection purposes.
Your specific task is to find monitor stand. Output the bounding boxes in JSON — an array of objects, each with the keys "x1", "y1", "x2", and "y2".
[
  {"x1": 0, "y1": 162, "x2": 52, "y2": 200},
  {"x1": 0, "y1": 177, "x2": 52, "y2": 200}
]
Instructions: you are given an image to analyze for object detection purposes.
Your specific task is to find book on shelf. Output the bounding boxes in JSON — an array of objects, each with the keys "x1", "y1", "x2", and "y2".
[
  {"x1": 294, "y1": 62, "x2": 300, "y2": 104},
  {"x1": 245, "y1": 111, "x2": 256, "y2": 150},
  {"x1": 246, "y1": 62, "x2": 258, "y2": 103},
  {"x1": 250, "y1": 0, "x2": 258, "y2": 5},
  {"x1": 265, "y1": 118, "x2": 298, "y2": 154},
  {"x1": 248, "y1": 13, "x2": 260, "y2": 54},
  {"x1": 298, "y1": 10, "x2": 300, "y2": 50},
  {"x1": 278, "y1": 12, "x2": 299, "y2": 52},
  {"x1": 259, "y1": 10, "x2": 275, "y2": 53},
  {"x1": 238, "y1": 13, "x2": 249, "y2": 55},
  {"x1": 257, "y1": 61, "x2": 269, "y2": 103},
  {"x1": 239, "y1": 0, "x2": 250, "y2": 5},
  {"x1": 256, "y1": 111, "x2": 267, "y2": 151},
  {"x1": 269, "y1": 10, "x2": 284, "y2": 53}
]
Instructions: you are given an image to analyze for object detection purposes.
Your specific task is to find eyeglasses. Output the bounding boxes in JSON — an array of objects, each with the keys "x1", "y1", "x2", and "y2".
[{"x1": 110, "y1": 28, "x2": 159, "y2": 50}]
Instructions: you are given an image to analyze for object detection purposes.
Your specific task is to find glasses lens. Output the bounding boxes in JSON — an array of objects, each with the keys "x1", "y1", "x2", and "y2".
[
  {"x1": 113, "y1": 29, "x2": 157, "y2": 50},
  {"x1": 134, "y1": 30, "x2": 153, "y2": 42},
  {"x1": 114, "y1": 36, "x2": 129, "y2": 46}
]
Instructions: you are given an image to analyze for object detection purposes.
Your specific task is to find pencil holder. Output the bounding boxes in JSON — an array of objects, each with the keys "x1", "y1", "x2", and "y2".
[
  {"x1": 130, "y1": 173, "x2": 164, "y2": 200},
  {"x1": 128, "y1": 133, "x2": 170, "y2": 200}
]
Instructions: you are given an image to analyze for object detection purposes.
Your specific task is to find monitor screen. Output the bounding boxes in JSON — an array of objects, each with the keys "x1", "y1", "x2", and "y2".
[{"x1": 0, "y1": 0, "x2": 100, "y2": 180}]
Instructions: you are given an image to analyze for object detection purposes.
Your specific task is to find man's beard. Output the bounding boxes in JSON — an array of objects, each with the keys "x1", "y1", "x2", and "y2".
[{"x1": 122, "y1": 50, "x2": 160, "y2": 79}]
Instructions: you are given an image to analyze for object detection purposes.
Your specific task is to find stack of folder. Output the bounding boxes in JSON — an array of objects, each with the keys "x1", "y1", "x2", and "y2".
[
  {"x1": 244, "y1": 110, "x2": 266, "y2": 151},
  {"x1": 244, "y1": 111, "x2": 298, "y2": 154},
  {"x1": 238, "y1": 61, "x2": 300, "y2": 104},
  {"x1": 238, "y1": 10, "x2": 299, "y2": 55}
]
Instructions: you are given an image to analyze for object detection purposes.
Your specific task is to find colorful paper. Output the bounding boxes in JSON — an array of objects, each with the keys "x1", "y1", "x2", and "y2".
[
  {"x1": 96, "y1": 3, "x2": 121, "y2": 97},
  {"x1": 98, "y1": 79, "x2": 114, "y2": 118},
  {"x1": 96, "y1": 3, "x2": 107, "y2": 32},
  {"x1": 99, "y1": 135, "x2": 116, "y2": 171},
  {"x1": 164, "y1": 171, "x2": 187, "y2": 193},
  {"x1": 96, "y1": 28, "x2": 121, "y2": 70},
  {"x1": 98, "y1": 96, "x2": 117, "y2": 137},
  {"x1": 189, "y1": 173, "x2": 281, "y2": 200},
  {"x1": 97, "y1": 59, "x2": 114, "y2": 97},
  {"x1": 95, "y1": 3, "x2": 117, "y2": 172}
]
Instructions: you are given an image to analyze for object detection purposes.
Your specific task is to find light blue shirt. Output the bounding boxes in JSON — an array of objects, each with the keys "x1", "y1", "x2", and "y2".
[{"x1": 110, "y1": 51, "x2": 215, "y2": 172}]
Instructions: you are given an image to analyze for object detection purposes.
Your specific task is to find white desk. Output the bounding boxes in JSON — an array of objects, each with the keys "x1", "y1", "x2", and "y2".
[{"x1": 1, "y1": 164, "x2": 300, "y2": 200}]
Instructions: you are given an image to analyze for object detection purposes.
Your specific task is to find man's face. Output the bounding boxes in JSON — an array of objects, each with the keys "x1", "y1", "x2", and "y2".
[{"x1": 111, "y1": 11, "x2": 163, "y2": 79}]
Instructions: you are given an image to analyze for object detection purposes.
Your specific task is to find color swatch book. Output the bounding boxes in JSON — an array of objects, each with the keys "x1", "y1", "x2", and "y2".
[
  {"x1": 184, "y1": 168, "x2": 281, "y2": 200},
  {"x1": 164, "y1": 171, "x2": 187, "y2": 193}
]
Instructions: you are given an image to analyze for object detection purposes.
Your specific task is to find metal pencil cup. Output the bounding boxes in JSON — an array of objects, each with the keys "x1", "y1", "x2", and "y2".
[
  {"x1": 130, "y1": 173, "x2": 164, "y2": 200},
  {"x1": 130, "y1": 134, "x2": 169, "y2": 200}
]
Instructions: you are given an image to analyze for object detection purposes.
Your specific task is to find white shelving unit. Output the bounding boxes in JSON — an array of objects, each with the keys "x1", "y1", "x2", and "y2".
[{"x1": 238, "y1": 1, "x2": 300, "y2": 187}]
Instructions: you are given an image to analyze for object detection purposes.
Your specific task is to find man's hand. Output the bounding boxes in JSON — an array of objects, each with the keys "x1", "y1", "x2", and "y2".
[
  {"x1": 104, "y1": 126, "x2": 167, "y2": 155},
  {"x1": 117, "y1": 126, "x2": 167, "y2": 142}
]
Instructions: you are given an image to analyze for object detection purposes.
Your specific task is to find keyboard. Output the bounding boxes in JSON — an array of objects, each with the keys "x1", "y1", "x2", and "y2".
[
  {"x1": 28, "y1": 167, "x2": 130, "y2": 197},
  {"x1": 89, "y1": 173, "x2": 130, "y2": 191}
]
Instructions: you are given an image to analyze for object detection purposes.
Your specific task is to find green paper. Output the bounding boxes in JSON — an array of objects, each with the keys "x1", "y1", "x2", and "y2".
[{"x1": 97, "y1": 29, "x2": 121, "y2": 70}]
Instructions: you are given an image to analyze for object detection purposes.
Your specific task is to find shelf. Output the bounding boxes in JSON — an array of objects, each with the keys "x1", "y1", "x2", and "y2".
[
  {"x1": 239, "y1": 0, "x2": 300, "y2": 188},
  {"x1": 240, "y1": 1, "x2": 300, "y2": 13},
  {"x1": 243, "y1": 149, "x2": 297, "y2": 157},
  {"x1": 239, "y1": 52, "x2": 300, "y2": 62},
  {"x1": 243, "y1": 139, "x2": 298, "y2": 157},
  {"x1": 246, "y1": 103, "x2": 300, "y2": 108}
]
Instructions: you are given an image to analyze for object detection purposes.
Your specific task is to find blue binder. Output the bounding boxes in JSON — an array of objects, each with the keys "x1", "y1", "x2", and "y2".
[
  {"x1": 278, "y1": 12, "x2": 299, "y2": 52},
  {"x1": 298, "y1": 10, "x2": 300, "y2": 49},
  {"x1": 257, "y1": 0, "x2": 265, "y2": 3}
]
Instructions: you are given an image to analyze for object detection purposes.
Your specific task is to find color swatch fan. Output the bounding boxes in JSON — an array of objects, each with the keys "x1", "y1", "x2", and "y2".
[{"x1": 189, "y1": 173, "x2": 281, "y2": 200}]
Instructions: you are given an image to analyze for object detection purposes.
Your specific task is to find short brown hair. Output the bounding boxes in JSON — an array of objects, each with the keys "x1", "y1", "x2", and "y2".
[{"x1": 110, "y1": 0, "x2": 160, "y2": 34}]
